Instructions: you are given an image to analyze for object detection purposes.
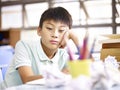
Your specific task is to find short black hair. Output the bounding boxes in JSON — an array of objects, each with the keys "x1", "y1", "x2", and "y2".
[{"x1": 39, "y1": 7, "x2": 72, "y2": 29}]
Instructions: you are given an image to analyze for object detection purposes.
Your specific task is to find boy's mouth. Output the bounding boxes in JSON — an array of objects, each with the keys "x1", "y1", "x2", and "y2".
[{"x1": 50, "y1": 40, "x2": 59, "y2": 44}]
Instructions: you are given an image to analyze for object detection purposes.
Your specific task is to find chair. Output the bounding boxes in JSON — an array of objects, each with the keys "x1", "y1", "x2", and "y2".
[
  {"x1": 0, "y1": 45, "x2": 14, "y2": 81},
  {"x1": 0, "y1": 68, "x2": 3, "y2": 83}
]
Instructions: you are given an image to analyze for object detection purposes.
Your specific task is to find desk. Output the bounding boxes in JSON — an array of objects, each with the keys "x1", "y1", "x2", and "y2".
[
  {"x1": 5, "y1": 84, "x2": 72, "y2": 90},
  {"x1": 5, "y1": 84, "x2": 120, "y2": 90}
]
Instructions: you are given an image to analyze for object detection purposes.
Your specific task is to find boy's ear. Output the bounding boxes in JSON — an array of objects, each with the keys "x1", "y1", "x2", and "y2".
[{"x1": 37, "y1": 27, "x2": 42, "y2": 36}]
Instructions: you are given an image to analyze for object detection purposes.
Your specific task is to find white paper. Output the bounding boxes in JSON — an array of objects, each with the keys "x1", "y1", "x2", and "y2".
[{"x1": 25, "y1": 78, "x2": 45, "y2": 85}]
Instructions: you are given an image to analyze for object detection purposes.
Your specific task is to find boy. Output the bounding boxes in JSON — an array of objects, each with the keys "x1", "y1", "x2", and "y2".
[{"x1": 0, "y1": 7, "x2": 72, "y2": 89}]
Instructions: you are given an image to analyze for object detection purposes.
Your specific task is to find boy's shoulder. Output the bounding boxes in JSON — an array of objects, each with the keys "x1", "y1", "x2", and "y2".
[
  {"x1": 15, "y1": 39, "x2": 40, "y2": 48},
  {"x1": 18, "y1": 39, "x2": 39, "y2": 44}
]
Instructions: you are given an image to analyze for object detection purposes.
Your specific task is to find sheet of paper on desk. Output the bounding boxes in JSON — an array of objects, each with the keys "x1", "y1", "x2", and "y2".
[{"x1": 25, "y1": 78, "x2": 45, "y2": 85}]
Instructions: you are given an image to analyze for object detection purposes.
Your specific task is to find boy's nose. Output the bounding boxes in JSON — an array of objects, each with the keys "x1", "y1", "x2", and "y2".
[
  {"x1": 52, "y1": 35, "x2": 58, "y2": 38},
  {"x1": 52, "y1": 31, "x2": 59, "y2": 38}
]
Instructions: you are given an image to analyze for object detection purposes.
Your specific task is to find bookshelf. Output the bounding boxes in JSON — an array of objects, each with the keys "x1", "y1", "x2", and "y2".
[{"x1": 0, "y1": 28, "x2": 21, "y2": 48}]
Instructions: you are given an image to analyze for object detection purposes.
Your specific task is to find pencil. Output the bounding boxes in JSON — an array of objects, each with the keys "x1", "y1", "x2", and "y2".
[
  {"x1": 80, "y1": 32, "x2": 88, "y2": 59},
  {"x1": 76, "y1": 45, "x2": 81, "y2": 59},
  {"x1": 88, "y1": 38, "x2": 96, "y2": 58}
]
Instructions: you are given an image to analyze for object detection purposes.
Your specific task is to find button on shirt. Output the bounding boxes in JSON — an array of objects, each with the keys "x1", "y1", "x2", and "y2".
[{"x1": 0, "y1": 38, "x2": 69, "y2": 89}]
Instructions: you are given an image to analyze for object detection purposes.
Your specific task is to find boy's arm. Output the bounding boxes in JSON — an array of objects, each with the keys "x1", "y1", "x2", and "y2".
[
  {"x1": 69, "y1": 31, "x2": 80, "y2": 47},
  {"x1": 59, "y1": 30, "x2": 80, "y2": 48},
  {"x1": 18, "y1": 66, "x2": 43, "y2": 84}
]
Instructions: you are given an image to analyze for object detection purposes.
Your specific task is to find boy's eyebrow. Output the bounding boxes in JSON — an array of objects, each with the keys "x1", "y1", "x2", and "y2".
[
  {"x1": 46, "y1": 22, "x2": 53, "y2": 25},
  {"x1": 46, "y1": 22, "x2": 68, "y2": 28}
]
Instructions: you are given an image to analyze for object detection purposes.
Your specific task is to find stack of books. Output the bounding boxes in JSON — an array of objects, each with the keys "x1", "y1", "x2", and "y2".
[{"x1": 99, "y1": 34, "x2": 120, "y2": 62}]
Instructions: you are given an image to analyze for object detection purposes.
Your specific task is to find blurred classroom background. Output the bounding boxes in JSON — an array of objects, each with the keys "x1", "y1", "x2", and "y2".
[{"x1": 0, "y1": 0, "x2": 120, "y2": 81}]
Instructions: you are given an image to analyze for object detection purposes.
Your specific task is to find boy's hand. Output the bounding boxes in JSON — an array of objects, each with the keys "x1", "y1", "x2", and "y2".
[{"x1": 59, "y1": 31, "x2": 69, "y2": 48}]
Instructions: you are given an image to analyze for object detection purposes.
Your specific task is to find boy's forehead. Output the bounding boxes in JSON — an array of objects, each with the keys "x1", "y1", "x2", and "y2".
[{"x1": 43, "y1": 20, "x2": 69, "y2": 27}]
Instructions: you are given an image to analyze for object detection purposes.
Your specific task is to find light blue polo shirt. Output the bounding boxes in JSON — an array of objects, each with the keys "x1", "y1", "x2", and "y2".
[{"x1": 0, "y1": 38, "x2": 69, "y2": 89}]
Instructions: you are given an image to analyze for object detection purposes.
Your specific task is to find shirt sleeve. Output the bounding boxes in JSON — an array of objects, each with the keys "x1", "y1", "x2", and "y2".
[
  {"x1": 62, "y1": 52, "x2": 69, "y2": 69},
  {"x1": 58, "y1": 49, "x2": 69, "y2": 70},
  {"x1": 13, "y1": 40, "x2": 32, "y2": 69}
]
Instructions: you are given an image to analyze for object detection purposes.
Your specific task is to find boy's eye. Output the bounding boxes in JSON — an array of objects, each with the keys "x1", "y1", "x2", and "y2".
[
  {"x1": 46, "y1": 27, "x2": 53, "y2": 30},
  {"x1": 59, "y1": 30, "x2": 65, "y2": 33}
]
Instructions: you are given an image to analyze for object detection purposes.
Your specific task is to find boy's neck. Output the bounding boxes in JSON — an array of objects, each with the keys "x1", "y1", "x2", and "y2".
[{"x1": 41, "y1": 41, "x2": 57, "y2": 59}]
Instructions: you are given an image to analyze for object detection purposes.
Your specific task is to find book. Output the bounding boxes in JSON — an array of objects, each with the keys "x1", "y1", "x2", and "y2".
[
  {"x1": 102, "y1": 42, "x2": 120, "y2": 49},
  {"x1": 101, "y1": 34, "x2": 120, "y2": 39},
  {"x1": 100, "y1": 48, "x2": 120, "y2": 62},
  {"x1": 100, "y1": 34, "x2": 120, "y2": 61},
  {"x1": 99, "y1": 39, "x2": 120, "y2": 44},
  {"x1": 99, "y1": 34, "x2": 120, "y2": 44}
]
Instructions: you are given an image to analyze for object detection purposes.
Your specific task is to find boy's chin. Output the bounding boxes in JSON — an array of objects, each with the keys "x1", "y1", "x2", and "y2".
[{"x1": 49, "y1": 45, "x2": 59, "y2": 49}]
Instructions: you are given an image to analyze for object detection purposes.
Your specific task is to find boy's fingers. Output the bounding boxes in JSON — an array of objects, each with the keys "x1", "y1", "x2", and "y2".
[{"x1": 59, "y1": 31, "x2": 69, "y2": 48}]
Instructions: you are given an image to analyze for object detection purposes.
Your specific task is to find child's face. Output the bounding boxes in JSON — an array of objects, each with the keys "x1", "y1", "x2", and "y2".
[{"x1": 38, "y1": 20, "x2": 69, "y2": 50}]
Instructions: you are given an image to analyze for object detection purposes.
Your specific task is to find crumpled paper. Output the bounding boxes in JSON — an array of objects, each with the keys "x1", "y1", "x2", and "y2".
[
  {"x1": 70, "y1": 75, "x2": 92, "y2": 90},
  {"x1": 69, "y1": 55, "x2": 120, "y2": 90},
  {"x1": 104, "y1": 55, "x2": 119, "y2": 69},
  {"x1": 42, "y1": 65, "x2": 72, "y2": 88},
  {"x1": 41, "y1": 56, "x2": 120, "y2": 89}
]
